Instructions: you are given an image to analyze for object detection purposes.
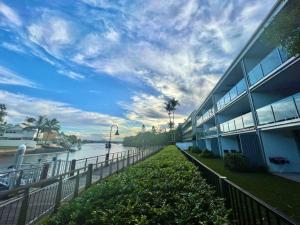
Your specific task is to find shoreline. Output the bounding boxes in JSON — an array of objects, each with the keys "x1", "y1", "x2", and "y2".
[{"x1": 0, "y1": 147, "x2": 67, "y2": 156}]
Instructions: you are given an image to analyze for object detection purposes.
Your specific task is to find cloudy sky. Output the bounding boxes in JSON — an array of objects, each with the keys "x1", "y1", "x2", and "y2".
[{"x1": 0, "y1": 0, "x2": 275, "y2": 140}]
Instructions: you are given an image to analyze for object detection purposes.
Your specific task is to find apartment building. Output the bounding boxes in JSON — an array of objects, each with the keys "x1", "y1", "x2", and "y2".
[{"x1": 183, "y1": 0, "x2": 300, "y2": 173}]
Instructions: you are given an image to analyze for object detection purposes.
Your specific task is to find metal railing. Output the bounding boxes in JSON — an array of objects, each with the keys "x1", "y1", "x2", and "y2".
[
  {"x1": 181, "y1": 150, "x2": 299, "y2": 225},
  {"x1": 0, "y1": 146, "x2": 162, "y2": 225},
  {"x1": 0, "y1": 149, "x2": 141, "y2": 191}
]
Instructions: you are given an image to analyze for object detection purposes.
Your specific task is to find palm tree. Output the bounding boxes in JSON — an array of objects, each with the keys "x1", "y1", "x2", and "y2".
[
  {"x1": 164, "y1": 98, "x2": 180, "y2": 143},
  {"x1": 0, "y1": 104, "x2": 7, "y2": 124},
  {"x1": 23, "y1": 116, "x2": 46, "y2": 143},
  {"x1": 43, "y1": 118, "x2": 60, "y2": 144},
  {"x1": 170, "y1": 98, "x2": 180, "y2": 126}
]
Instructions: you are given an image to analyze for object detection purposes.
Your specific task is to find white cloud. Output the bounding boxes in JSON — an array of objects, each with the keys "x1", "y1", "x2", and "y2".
[
  {"x1": 0, "y1": 0, "x2": 277, "y2": 129},
  {"x1": 0, "y1": 90, "x2": 138, "y2": 140},
  {"x1": 0, "y1": 2, "x2": 22, "y2": 26},
  {"x1": 0, "y1": 66, "x2": 37, "y2": 88},
  {"x1": 27, "y1": 13, "x2": 73, "y2": 57},
  {"x1": 1, "y1": 42, "x2": 25, "y2": 54},
  {"x1": 58, "y1": 69, "x2": 85, "y2": 80}
]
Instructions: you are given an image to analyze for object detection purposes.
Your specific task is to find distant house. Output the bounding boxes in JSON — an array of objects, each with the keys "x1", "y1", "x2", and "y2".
[{"x1": 40, "y1": 131, "x2": 59, "y2": 144}]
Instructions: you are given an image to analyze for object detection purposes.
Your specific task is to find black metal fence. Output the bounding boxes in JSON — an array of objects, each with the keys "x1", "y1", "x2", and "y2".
[
  {"x1": 0, "y1": 146, "x2": 162, "y2": 225},
  {"x1": 181, "y1": 150, "x2": 299, "y2": 225}
]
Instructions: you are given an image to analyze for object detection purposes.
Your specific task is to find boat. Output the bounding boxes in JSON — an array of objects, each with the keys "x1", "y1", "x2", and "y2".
[{"x1": 0, "y1": 125, "x2": 37, "y2": 149}]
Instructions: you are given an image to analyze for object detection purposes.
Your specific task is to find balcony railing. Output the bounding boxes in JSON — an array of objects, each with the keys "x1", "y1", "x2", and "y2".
[
  {"x1": 220, "y1": 112, "x2": 255, "y2": 133},
  {"x1": 196, "y1": 107, "x2": 214, "y2": 127},
  {"x1": 247, "y1": 46, "x2": 291, "y2": 86},
  {"x1": 216, "y1": 78, "x2": 247, "y2": 111},
  {"x1": 256, "y1": 93, "x2": 300, "y2": 125},
  {"x1": 198, "y1": 126, "x2": 218, "y2": 138}
]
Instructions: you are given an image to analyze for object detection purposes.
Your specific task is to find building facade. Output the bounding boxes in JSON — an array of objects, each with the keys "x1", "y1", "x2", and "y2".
[{"x1": 184, "y1": 0, "x2": 300, "y2": 173}]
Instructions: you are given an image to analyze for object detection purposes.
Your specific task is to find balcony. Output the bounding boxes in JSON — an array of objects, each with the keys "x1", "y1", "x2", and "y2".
[
  {"x1": 256, "y1": 93, "x2": 300, "y2": 126},
  {"x1": 247, "y1": 46, "x2": 291, "y2": 87},
  {"x1": 196, "y1": 107, "x2": 215, "y2": 127},
  {"x1": 220, "y1": 112, "x2": 255, "y2": 133},
  {"x1": 216, "y1": 78, "x2": 247, "y2": 111},
  {"x1": 198, "y1": 126, "x2": 218, "y2": 138}
]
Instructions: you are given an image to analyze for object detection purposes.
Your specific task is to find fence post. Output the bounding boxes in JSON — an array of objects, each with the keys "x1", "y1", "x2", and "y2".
[
  {"x1": 127, "y1": 150, "x2": 130, "y2": 166},
  {"x1": 70, "y1": 159, "x2": 76, "y2": 176},
  {"x1": 85, "y1": 164, "x2": 93, "y2": 189},
  {"x1": 16, "y1": 170, "x2": 23, "y2": 187},
  {"x1": 54, "y1": 176, "x2": 63, "y2": 212},
  {"x1": 218, "y1": 176, "x2": 227, "y2": 198},
  {"x1": 100, "y1": 162, "x2": 103, "y2": 179},
  {"x1": 109, "y1": 159, "x2": 112, "y2": 175},
  {"x1": 117, "y1": 155, "x2": 119, "y2": 172},
  {"x1": 122, "y1": 152, "x2": 125, "y2": 168},
  {"x1": 56, "y1": 160, "x2": 62, "y2": 176},
  {"x1": 17, "y1": 187, "x2": 29, "y2": 225},
  {"x1": 51, "y1": 157, "x2": 57, "y2": 177},
  {"x1": 74, "y1": 170, "x2": 80, "y2": 198},
  {"x1": 40, "y1": 163, "x2": 50, "y2": 180},
  {"x1": 84, "y1": 158, "x2": 88, "y2": 171},
  {"x1": 96, "y1": 156, "x2": 99, "y2": 168}
]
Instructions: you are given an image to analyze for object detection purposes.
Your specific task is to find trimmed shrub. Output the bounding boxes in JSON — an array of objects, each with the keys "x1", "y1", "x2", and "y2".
[
  {"x1": 46, "y1": 146, "x2": 229, "y2": 225},
  {"x1": 224, "y1": 153, "x2": 249, "y2": 172},
  {"x1": 201, "y1": 149, "x2": 215, "y2": 158},
  {"x1": 190, "y1": 146, "x2": 202, "y2": 153}
]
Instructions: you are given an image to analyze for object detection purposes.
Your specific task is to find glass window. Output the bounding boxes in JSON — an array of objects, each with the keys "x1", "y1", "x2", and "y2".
[
  {"x1": 248, "y1": 64, "x2": 264, "y2": 86},
  {"x1": 260, "y1": 49, "x2": 282, "y2": 76},
  {"x1": 256, "y1": 106, "x2": 275, "y2": 125},
  {"x1": 224, "y1": 93, "x2": 230, "y2": 105},
  {"x1": 229, "y1": 87, "x2": 238, "y2": 101},
  {"x1": 278, "y1": 46, "x2": 290, "y2": 63},
  {"x1": 272, "y1": 97, "x2": 298, "y2": 122},
  {"x1": 228, "y1": 120, "x2": 236, "y2": 131},
  {"x1": 236, "y1": 79, "x2": 246, "y2": 95},
  {"x1": 235, "y1": 116, "x2": 244, "y2": 130},
  {"x1": 223, "y1": 123, "x2": 229, "y2": 132},
  {"x1": 242, "y1": 112, "x2": 254, "y2": 127},
  {"x1": 294, "y1": 93, "x2": 300, "y2": 113}
]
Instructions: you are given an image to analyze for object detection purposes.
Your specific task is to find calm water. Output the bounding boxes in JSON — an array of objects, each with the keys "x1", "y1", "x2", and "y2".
[{"x1": 0, "y1": 143, "x2": 134, "y2": 171}]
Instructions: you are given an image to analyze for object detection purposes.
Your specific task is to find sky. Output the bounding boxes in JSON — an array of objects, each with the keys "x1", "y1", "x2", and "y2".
[{"x1": 0, "y1": 0, "x2": 276, "y2": 140}]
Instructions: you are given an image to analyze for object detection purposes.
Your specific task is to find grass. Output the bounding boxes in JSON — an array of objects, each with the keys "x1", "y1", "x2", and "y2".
[{"x1": 187, "y1": 150, "x2": 300, "y2": 222}]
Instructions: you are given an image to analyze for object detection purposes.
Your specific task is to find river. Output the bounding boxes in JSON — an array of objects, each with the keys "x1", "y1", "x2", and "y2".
[{"x1": 0, "y1": 143, "x2": 135, "y2": 171}]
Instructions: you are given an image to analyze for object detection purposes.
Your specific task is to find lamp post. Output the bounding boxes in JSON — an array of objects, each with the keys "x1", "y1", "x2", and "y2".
[{"x1": 105, "y1": 124, "x2": 119, "y2": 166}]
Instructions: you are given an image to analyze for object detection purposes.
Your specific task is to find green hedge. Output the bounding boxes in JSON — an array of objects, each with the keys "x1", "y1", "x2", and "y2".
[
  {"x1": 46, "y1": 146, "x2": 229, "y2": 225},
  {"x1": 224, "y1": 153, "x2": 249, "y2": 172}
]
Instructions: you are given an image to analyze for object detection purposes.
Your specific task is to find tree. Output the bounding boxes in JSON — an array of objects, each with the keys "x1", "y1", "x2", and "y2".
[
  {"x1": 43, "y1": 118, "x2": 60, "y2": 144},
  {"x1": 0, "y1": 104, "x2": 7, "y2": 124},
  {"x1": 263, "y1": 0, "x2": 300, "y2": 56},
  {"x1": 23, "y1": 115, "x2": 46, "y2": 143},
  {"x1": 0, "y1": 104, "x2": 7, "y2": 135},
  {"x1": 151, "y1": 126, "x2": 156, "y2": 134},
  {"x1": 164, "y1": 98, "x2": 180, "y2": 143}
]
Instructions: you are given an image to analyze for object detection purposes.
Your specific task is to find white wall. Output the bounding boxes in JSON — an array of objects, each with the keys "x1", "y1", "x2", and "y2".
[
  {"x1": 220, "y1": 136, "x2": 240, "y2": 156},
  {"x1": 176, "y1": 142, "x2": 193, "y2": 151},
  {"x1": 261, "y1": 130, "x2": 300, "y2": 173}
]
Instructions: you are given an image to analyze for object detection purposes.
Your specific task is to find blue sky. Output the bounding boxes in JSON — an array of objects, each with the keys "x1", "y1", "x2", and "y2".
[{"x1": 0, "y1": 0, "x2": 275, "y2": 140}]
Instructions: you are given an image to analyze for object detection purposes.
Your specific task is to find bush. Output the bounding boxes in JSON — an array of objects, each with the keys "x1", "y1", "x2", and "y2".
[
  {"x1": 201, "y1": 149, "x2": 215, "y2": 158},
  {"x1": 224, "y1": 153, "x2": 249, "y2": 172},
  {"x1": 189, "y1": 146, "x2": 202, "y2": 153},
  {"x1": 46, "y1": 146, "x2": 229, "y2": 225}
]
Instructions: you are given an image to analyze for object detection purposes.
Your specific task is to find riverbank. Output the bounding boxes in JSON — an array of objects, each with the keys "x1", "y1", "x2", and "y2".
[{"x1": 0, "y1": 146, "x2": 66, "y2": 156}]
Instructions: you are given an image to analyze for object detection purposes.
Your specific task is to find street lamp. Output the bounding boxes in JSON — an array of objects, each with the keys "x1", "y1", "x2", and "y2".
[{"x1": 105, "y1": 124, "x2": 119, "y2": 165}]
